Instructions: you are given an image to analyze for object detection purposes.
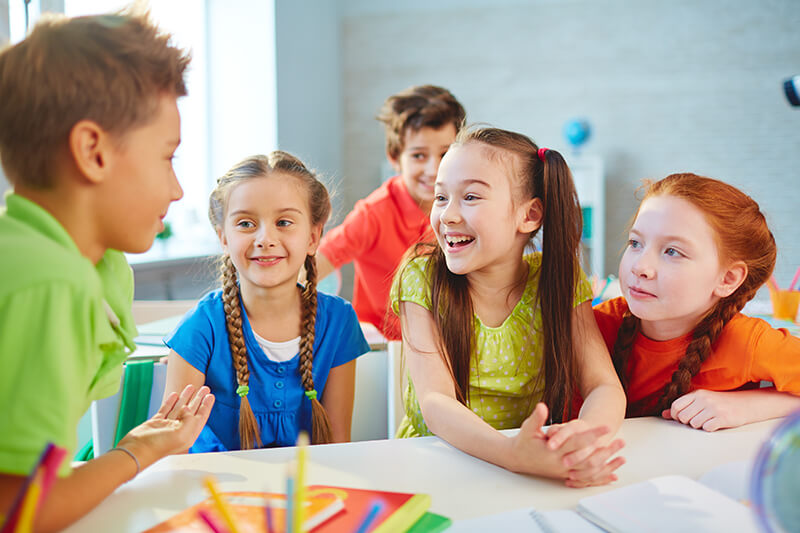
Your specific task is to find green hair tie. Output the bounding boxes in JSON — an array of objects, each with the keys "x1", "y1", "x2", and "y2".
[
  {"x1": 236, "y1": 385, "x2": 249, "y2": 397},
  {"x1": 305, "y1": 389, "x2": 317, "y2": 401}
]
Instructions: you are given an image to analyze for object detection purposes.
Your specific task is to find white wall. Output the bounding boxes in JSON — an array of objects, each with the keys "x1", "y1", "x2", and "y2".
[
  {"x1": 340, "y1": 0, "x2": 800, "y2": 284},
  {"x1": 274, "y1": 1, "x2": 344, "y2": 220}
]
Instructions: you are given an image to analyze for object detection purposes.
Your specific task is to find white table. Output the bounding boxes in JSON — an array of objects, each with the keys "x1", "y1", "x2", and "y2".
[{"x1": 64, "y1": 416, "x2": 780, "y2": 532}]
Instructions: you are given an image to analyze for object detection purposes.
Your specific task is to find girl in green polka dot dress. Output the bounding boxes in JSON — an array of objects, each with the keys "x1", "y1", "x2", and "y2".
[{"x1": 391, "y1": 126, "x2": 626, "y2": 487}]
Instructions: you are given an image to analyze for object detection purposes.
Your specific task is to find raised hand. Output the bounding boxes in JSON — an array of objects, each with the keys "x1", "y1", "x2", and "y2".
[{"x1": 116, "y1": 384, "x2": 215, "y2": 469}]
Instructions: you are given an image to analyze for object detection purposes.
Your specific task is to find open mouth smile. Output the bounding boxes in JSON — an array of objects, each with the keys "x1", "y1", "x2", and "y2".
[{"x1": 444, "y1": 234, "x2": 475, "y2": 249}]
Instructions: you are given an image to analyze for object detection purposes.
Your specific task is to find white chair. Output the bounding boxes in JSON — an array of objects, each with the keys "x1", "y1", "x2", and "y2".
[{"x1": 91, "y1": 362, "x2": 167, "y2": 456}]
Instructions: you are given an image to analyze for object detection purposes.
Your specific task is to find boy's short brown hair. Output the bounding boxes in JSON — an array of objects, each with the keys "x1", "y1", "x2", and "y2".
[
  {"x1": 0, "y1": 12, "x2": 190, "y2": 188},
  {"x1": 376, "y1": 85, "x2": 466, "y2": 160}
]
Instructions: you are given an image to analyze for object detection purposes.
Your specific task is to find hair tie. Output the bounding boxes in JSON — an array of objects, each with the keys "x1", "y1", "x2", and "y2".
[
  {"x1": 236, "y1": 385, "x2": 249, "y2": 397},
  {"x1": 305, "y1": 389, "x2": 318, "y2": 401},
  {"x1": 537, "y1": 147, "x2": 549, "y2": 162}
]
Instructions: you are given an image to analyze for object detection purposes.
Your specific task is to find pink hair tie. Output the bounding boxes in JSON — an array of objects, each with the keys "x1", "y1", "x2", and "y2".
[{"x1": 537, "y1": 147, "x2": 549, "y2": 162}]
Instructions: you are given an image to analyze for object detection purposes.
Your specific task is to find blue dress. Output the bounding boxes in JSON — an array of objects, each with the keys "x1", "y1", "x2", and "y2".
[{"x1": 165, "y1": 288, "x2": 370, "y2": 451}]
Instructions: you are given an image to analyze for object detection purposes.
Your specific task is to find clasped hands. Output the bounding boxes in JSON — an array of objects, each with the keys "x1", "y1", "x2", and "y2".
[{"x1": 508, "y1": 402, "x2": 625, "y2": 488}]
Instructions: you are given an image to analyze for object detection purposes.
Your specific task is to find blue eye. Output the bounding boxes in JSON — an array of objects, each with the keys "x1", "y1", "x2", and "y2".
[
  {"x1": 277, "y1": 219, "x2": 292, "y2": 227},
  {"x1": 665, "y1": 247, "x2": 682, "y2": 257},
  {"x1": 236, "y1": 220, "x2": 254, "y2": 229},
  {"x1": 628, "y1": 239, "x2": 641, "y2": 249}
]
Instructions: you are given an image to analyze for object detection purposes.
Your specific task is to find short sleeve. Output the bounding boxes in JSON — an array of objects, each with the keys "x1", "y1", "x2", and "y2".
[
  {"x1": 0, "y1": 284, "x2": 94, "y2": 476},
  {"x1": 747, "y1": 320, "x2": 800, "y2": 393},
  {"x1": 328, "y1": 300, "x2": 371, "y2": 368},
  {"x1": 574, "y1": 268, "x2": 593, "y2": 306},
  {"x1": 390, "y1": 256, "x2": 432, "y2": 315},
  {"x1": 164, "y1": 303, "x2": 216, "y2": 374},
  {"x1": 318, "y1": 200, "x2": 379, "y2": 268}
]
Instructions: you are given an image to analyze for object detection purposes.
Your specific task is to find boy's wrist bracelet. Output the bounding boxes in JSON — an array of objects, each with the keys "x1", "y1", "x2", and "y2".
[{"x1": 111, "y1": 446, "x2": 141, "y2": 477}]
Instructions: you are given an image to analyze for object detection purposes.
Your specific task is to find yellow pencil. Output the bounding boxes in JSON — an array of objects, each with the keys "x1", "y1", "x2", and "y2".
[
  {"x1": 294, "y1": 432, "x2": 310, "y2": 533},
  {"x1": 203, "y1": 476, "x2": 241, "y2": 533},
  {"x1": 14, "y1": 472, "x2": 42, "y2": 533}
]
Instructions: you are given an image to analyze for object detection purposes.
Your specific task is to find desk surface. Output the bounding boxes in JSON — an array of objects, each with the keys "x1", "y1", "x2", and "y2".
[{"x1": 64, "y1": 416, "x2": 779, "y2": 532}]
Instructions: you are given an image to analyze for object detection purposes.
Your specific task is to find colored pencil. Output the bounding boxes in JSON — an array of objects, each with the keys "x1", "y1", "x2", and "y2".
[
  {"x1": 790, "y1": 267, "x2": 800, "y2": 291},
  {"x1": 294, "y1": 432, "x2": 309, "y2": 532},
  {"x1": 286, "y1": 463, "x2": 295, "y2": 533},
  {"x1": 197, "y1": 508, "x2": 228, "y2": 533},
  {"x1": 354, "y1": 499, "x2": 386, "y2": 533},
  {"x1": 203, "y1": 477, "x2": 241, "y2": 533},
  {"x1": 264, "y1": 497, "x2": 275, "y2": 533},
  {"x1": 13, "y1": 472, "x2": 42, "y2": 533}
]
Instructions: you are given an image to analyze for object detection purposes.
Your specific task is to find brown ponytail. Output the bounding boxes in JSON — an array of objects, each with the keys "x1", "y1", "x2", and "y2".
[{"x1": 537, "y1": 148, "x2": 583, "y2": 422}]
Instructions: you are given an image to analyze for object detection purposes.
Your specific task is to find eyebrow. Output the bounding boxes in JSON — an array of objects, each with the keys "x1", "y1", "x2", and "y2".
[
  {"x1": 228, "y1": 207, "x2": 304, "y2": 217},
  {"x1": 630, "y1": 229, "x2": 693, "y2": 246},
  {"x1": 434, "y1": 178, "x2": 491, "y2": 189},
  {"x1": 407, "y1": 144, "x2": 452, "y2": 151}
]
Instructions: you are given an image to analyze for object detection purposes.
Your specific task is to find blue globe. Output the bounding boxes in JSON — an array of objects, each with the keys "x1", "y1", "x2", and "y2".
[{"x1": 563, "y1": 119, "x2": 591, "y2": 149}]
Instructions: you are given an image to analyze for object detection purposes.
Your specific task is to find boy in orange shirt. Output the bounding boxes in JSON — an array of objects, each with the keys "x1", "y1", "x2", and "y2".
[
  {"x1": 316, "y1": 85, "x2": 465, "y2": 339},
  {"x1": 594, "y1": 174, "x2": 800, "y2": 431},
  {"x1": 0, "y1": 13, "x2": 213, "y2": 531}
]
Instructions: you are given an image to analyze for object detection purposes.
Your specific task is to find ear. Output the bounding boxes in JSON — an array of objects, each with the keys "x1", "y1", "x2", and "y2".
[
  {"x1": 518, "y1": 198, "x2": 544, "y2": 234},
  {"x1": 69, "y1": 120, "x2": 113, "y2": 184},
  {"x1": 306, "y1": 224, "x2": 323, "y2": 256},
  {"x1": 713, "y1": 260, "x2": 748, "y2": 298},
  {"x1": 217, "y1": 228, "x2": 229, "y2": 254},
  {"x1": 386, "y1": 150, "x2": 401, "y2": 173}
]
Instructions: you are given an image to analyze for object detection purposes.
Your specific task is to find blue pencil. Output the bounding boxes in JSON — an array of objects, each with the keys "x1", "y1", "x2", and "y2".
[
  {"x1": 354, "y1": 499, "x2": 386, "y2": 533},
  {"x1": 286, "y1": 463, "x2": 295, "y2": 533}
]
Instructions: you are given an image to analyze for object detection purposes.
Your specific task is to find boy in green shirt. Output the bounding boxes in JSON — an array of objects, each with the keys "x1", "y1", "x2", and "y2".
[{"x1": 0, "y1": 12, "x2": 214, "y2": 531}]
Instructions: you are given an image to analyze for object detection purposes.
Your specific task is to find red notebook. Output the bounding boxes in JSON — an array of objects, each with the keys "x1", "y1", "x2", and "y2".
[{"x1": 308, "y1": 486, "x2": 431, "y2": 532}]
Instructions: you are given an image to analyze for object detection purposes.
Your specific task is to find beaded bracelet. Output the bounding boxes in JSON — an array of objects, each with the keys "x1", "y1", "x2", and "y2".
[{"x1": 111, "y1": 446, "x2": 141, "y2": 477}]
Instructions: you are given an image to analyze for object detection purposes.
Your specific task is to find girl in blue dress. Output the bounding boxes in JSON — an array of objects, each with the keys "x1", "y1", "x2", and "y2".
[{"x1": 164, "y1": 152, "x2": 369, "y2": 450}]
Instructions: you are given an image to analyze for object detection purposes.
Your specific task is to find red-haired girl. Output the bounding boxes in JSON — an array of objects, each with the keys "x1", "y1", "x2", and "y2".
[{"x1": 594, "y1": 173, "x2": 800, "y2": 431}]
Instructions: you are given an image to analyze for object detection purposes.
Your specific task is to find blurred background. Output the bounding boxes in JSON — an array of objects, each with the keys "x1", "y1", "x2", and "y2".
[{"x1": 1, "y1": 0, "x2": 798, "y2": 301}]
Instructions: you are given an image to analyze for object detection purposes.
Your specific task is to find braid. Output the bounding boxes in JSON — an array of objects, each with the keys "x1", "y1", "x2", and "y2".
[
  {"x1": 299, "y1": 254, "x2": 333, "y2": 444},
  {"x1": 653, "y1": 288, "x2": 755, "y2": 414},
  {"x1": 221, "y1": 255, "x2": 262, "y2": 449},
  {"x1": 610, "y1": 311, "x2": 640, "y2": 395}
]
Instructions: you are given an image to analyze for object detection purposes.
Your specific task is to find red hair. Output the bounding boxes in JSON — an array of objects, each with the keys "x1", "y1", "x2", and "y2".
[{"x1": 612, "y1": 173, "x2": 776, "y2": 415}]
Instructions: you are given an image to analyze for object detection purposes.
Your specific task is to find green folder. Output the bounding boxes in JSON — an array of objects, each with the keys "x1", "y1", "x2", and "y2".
[{"x1": 407, "y1": 512, "x2": 452, "y2": 532}]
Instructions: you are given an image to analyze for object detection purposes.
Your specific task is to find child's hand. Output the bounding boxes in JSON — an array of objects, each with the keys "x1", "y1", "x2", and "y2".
[
  {"x1": 546, "y1": 419, "x2": 626, "y2": 487},
  {"x1": 117, "y1": 384, "x2": 215, "y2": 469},
  {"x1": 661, "y1": 389, "x2": 743, "y2": 432}
]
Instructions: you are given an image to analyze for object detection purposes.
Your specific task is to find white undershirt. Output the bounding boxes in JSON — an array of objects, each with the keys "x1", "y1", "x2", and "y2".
[{"x1": 251, "y1": 331, "x2": 300, "y2": 363}]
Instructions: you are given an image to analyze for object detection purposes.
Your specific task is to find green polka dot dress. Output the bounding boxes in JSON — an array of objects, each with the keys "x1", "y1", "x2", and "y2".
[{"x1": 390, "y1": 252, "x2": 592, "y2": 438}]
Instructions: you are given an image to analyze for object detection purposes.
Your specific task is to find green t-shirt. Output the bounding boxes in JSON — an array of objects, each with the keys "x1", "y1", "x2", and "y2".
[
  {"x1": 390, "y1": 252, "x2": 592, "y2": 438},
  {"x1": 0, "y1": 193, "x2": 138, "y2": 475}
]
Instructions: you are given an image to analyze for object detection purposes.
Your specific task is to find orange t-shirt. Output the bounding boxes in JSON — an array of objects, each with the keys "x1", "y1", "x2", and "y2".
[
  {"x1": 318, "y1": 176, "x2": 433, "y2": 340},
  {"x1": 593, "y1": 297, "x2": 800, "y2": 415}
]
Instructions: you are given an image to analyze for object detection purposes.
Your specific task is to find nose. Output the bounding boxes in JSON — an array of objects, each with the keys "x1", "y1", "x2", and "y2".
[
  {"x1": 425, "y1": 155, "x2": 439, "y2": 176},
  {"x1": 630, "y1": 251, "x2": 655, "y2": 279},
  {"x1": 254, "y1": 226, "x2": 277, "y2": 248},
  {"x1": 439, "y1": 198, "x2": 462, "y2": 225},
  {"x1": 170, "y1": 169, "x2": 184, "y2": 202}
]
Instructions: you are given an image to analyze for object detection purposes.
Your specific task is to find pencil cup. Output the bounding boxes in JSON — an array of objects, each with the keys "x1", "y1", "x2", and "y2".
[{"x1": 769, "y1": 289, "x2": 800, "y2": 321}]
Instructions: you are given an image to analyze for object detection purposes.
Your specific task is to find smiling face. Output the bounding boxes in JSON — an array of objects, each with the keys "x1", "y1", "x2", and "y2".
[
  {"x1": 619, "y1": 194, "x2": 734, "y2": 339},
  {"x1": 390, "y1": 124, "x2": 457, "y2": 213},
  {"x1": 431, "y1": 142, "x2": 539, "y2": 277},
  {"x1": 219, "y1": 173, "x2": 321, "y2": 293},
  {"x1": 101, "y1": 93, "x2": 184, "y2": 253}
]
